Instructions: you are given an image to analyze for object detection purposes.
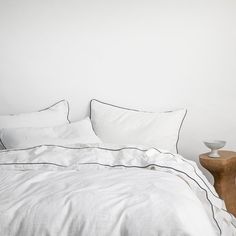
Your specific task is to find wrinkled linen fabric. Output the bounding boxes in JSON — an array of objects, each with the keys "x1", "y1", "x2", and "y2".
[{"x1": 0, "y1": 143, "x2": 235, "y2": 236}]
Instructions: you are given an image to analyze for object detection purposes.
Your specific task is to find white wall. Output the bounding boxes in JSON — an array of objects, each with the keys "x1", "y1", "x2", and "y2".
[{"x1": 0, "y1": 0, "x2": 236, "y2": 179}]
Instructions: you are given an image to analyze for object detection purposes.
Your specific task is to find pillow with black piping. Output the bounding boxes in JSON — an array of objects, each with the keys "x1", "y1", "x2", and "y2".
[
  {"x1": 0, "y1": 100, "x2": 70, "y2": 149},
  {"x1": 0, "y1": 117, "x2": 101, "y2": 149},
  {"x1": 90, "y1": 99, "x2": 187, "y2": 153}
]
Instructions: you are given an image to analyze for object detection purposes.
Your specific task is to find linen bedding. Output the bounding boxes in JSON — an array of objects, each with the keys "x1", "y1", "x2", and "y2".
[{"x1": 0, "y1": 143, "x2": 235, "y2": 236}]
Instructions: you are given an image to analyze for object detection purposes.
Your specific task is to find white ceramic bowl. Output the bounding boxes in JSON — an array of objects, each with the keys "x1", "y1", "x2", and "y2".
[{"x1": 203, "y1": 140, "x2": 226, "y2": 157}]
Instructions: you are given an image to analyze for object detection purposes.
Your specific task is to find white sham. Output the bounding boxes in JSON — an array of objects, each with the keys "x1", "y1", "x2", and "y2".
[
  {"x1": 0, "y1": 117, "x2": 101, "y2": 149},
  {"x1": 90, "y1": 99, "x2": 187, "y2": 153},
  {"x1": 0, "y1": 100, "x2": 70, "y2": 149},
  {"x1": 0, "y1": 100, "x2": 70, "y2": 129}
]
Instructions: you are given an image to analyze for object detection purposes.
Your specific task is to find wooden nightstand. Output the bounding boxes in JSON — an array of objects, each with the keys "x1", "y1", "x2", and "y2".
[{"x1": 199, "y1": 151, "x2": 236, "y2": 217}]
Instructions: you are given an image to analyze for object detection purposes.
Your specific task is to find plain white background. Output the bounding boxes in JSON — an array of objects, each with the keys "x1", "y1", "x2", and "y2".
[{"x1": 0, "y1": 0, "x2": 236, "y2": 180}]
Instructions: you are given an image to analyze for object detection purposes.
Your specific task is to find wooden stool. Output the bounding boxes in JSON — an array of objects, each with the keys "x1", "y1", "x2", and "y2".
[{"x1": 199, "y1": 151, "x2": 236, "y2": 217}]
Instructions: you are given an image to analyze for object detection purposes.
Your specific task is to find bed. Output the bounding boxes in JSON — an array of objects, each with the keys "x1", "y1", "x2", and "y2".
[{"x1": 0, "y1": 100, "x2": 235, "y2": 236}]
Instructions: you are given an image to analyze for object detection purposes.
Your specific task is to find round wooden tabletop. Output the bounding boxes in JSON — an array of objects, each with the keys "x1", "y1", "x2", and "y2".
[
  {"x1": 199, "y1": 150, "x2": 236, "y2": 171},
  {"x1": 200, "y1": 150, "x2": 236, "y2": 161}
]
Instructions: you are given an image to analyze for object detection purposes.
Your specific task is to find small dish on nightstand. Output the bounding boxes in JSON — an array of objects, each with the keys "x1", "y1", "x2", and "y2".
[{"x1": 203, "y1": 140, "x2": 226, "y2": 158}]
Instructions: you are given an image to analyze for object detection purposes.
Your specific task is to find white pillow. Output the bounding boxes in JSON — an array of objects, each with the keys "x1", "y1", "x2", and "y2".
[
  {"x1": 0, "y1": 100, "x2": 70, "y2": 129},
  {"x1": 0, "y1": 100, "x2": 70, "y2": 149},
  {"x1": 0, "y1": 118, "x2": 101, "y2": 149},
  {"x1": 90, "y1": 99, "x2": 187, "y2": 153}
]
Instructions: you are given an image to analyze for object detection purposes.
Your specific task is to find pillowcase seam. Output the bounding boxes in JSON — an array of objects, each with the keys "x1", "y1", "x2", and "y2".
[
  {"x1": 38, "y1": 99, "x2": 70, "y2": 123},
  {"x1": 90, "y1": 99, "x2": 182, "y2": 114}
]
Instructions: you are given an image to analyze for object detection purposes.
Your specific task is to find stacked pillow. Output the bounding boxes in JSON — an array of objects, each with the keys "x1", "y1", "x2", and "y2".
[
  {"x1": 0, "y1": 100, "x2": 70, "y2": 129},
  {"x1": 0, "y1": 100, "x2": 101, "y2": 149},
  {"x1": 0, "y1": 118, "x2": 101, "y2": 149}
]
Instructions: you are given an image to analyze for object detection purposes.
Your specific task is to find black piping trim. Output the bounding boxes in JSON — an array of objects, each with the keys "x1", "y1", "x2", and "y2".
[
  {"x1": 89, "y1": 99, "x2": 187, "y2": 154},
  {"x1": 0, "y1": 145, "x2": 154, "y2": 154},
  {"x1": 38, "y1": 99, "x2": 70, "y2": 123},
  {"x1": 66, "y1": 100, "x2": 71, "y2": 123},
  {"x1": 90, "y1": 99, "x2": 151, "y2": 114},
  {"x1": 38, "y1": 99, "x2": 67, "y2": 112},
  {"x1": 89, "y1": 99, "x2": 92, "y2": 119},
  {"x1": 89, "y1": 99, "x2": 96, "y2": 133},
  {"x1": 175, "y1": 109, "x2": 187, "y2": 153},
  {"x1": 0, "y1": 138, "x2": 6, "y2": 149}
]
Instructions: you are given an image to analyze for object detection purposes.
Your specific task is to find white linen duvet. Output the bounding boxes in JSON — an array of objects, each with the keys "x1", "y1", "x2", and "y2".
[{"x1": 0, "y1": 144, "x2": 235, "y2": 236}]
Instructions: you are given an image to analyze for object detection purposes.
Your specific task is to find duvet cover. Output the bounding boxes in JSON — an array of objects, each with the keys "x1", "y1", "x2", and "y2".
[{"x1": 0, "y1": 143, "x2": 235, "y2": 236}]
